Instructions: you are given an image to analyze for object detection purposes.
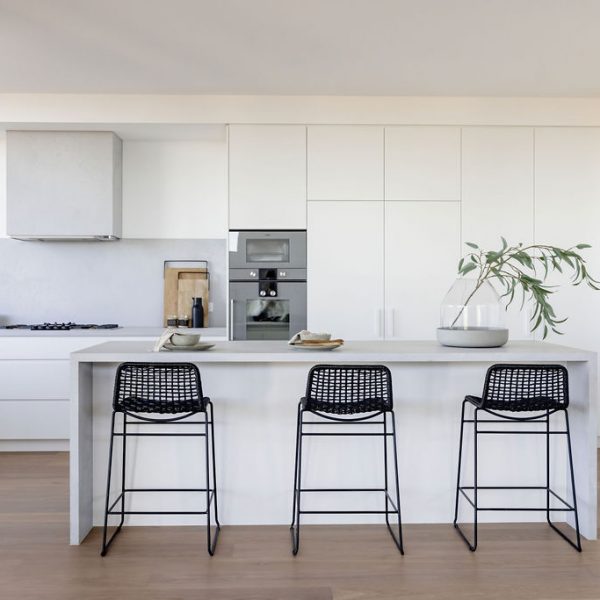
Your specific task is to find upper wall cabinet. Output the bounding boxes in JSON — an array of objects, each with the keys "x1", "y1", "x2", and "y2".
[
  {"x1": 6, "y1": 131, "x2": 122, "y2": 240},
  {"x1": 461, "y1": 127, "x2": 533, "y2": 249},
  {"x1": 122, "y1": 139, "x2": 228, "y2": 239},
  {"x1": 229, "y1": 125, "x2": 307, "y2": 229},
  {"x1": 307, "y1": 126, "x2": 383, "y2": 200},
  {"x1": 384, "y1": 126, "x2": 461, "y2": 201}
]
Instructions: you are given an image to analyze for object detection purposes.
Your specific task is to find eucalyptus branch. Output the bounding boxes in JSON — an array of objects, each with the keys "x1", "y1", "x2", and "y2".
[{"x1": 453, "y1": 238, "x2": 599, "y2": 338}]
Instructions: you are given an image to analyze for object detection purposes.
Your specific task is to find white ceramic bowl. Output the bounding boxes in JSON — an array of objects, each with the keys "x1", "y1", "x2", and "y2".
[
  {"x1": 170, "y1": 333, "x2": 200, "y2": 347},
  {"x1": 299, "y1": 331, "x2": 331, "y2": 342}
]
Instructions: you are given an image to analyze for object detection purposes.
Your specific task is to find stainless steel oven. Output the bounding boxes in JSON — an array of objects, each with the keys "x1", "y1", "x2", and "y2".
[{"x1": 229, "y1": 231, "x2": 307, "y2": 340}]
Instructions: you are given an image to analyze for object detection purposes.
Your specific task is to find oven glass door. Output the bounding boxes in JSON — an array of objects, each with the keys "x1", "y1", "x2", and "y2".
[{"x1": 230, "y1": 282, "x2": 307, "y2": 340}]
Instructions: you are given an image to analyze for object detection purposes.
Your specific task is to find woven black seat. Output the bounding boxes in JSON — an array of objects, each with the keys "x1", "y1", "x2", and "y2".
[
  {"x1": 303, "y1": 364, "x2": 393, "y2": 415},
  {"x1": 465, "y1": 364, "x2": 568, "y2": 413},
  {"x1": 454, "y1": 364, "x2": 581, "y2": 552},
  {"x1": 113, "y1": 362, "x2": 205, "y2": 415},
  {"x1": 101, "y1": 362, "x2": 220, "y2": 557},
  {"x1": 465, "y1": 395, "x2": 561, "y2": 412},
  {"x1": 291, "y1": 364, "x2": 403, "y2": 555}
]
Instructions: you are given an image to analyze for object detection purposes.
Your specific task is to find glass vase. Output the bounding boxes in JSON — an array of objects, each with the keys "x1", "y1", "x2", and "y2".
[{"x1": 437, "y1": 278, "x2": 508, "y2": 347}]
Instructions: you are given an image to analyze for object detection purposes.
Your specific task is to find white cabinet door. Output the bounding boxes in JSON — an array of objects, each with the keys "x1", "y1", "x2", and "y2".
[
  {"x1": 123, "y1": 139, "x2": 228, "y2": 239},
  {"x1": 307, "y1": 126, "x2": 384, "y2": 201},
  {"x1": 385, "y1": 126, "x2": 461, "y2": 201},
  {"x1": 534, "y1": 127, "x2": 600, "y2": 348},
  {"x1": 307, "y1": 202, "x2": 384, "y2": 340},
  {"x1": 229, "y1": 125, "x2": 307, "y2": 229},
  {"x1": 385, "y1": 202, "x2": 460, "y2": 339},
  {"x1": 462, "y1": 127, "x2": 535, "y2": 339}
]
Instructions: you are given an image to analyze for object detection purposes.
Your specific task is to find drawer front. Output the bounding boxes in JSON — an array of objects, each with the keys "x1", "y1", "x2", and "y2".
[
  {"x1": 0, "y1": 400, "x2": 69, "y2": 439},
  {"x1": 0, "y1": 360, "x2": 70, "y2": 400}
]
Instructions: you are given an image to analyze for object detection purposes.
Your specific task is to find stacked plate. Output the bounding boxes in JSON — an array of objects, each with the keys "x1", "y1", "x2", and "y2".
[{"x1": 290, "y1": 331, "x2": 344, "y2": 351}]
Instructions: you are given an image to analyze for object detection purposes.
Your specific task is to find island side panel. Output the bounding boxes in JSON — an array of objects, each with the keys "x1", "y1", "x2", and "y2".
[
  {"x1": 70, "y1": 360, "x2": 94, "y2": 544},
  {"x1": 566, "y1": 360, "x2": 598, "y2": 539}
]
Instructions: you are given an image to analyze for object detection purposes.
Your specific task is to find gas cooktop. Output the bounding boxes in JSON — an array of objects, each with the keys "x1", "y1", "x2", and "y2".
[{"x1": 0, "y1": 322, "x2": 120, "y2": 331}]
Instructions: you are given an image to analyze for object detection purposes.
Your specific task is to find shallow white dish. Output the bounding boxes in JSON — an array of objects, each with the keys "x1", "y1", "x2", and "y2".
[
  {"x1": 437, "y1": 327, "x2": 509, "y2": 348},
  {"x1": 162, "y1": 342, "x2": 215, "y2": 352},
  {"x1": 291, "y1": 341, "x2": 343, "y2": 351}
]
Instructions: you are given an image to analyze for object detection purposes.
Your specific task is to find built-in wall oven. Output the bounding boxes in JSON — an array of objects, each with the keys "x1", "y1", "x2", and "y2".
[{"x1": 229, "y1": 230, "x2": 307, "y2": 340}]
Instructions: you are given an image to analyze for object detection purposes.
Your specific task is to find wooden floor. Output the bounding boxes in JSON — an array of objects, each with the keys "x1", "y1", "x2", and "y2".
[{"x1": 0, "y1": 452, "x2": 599, "y2": 600}]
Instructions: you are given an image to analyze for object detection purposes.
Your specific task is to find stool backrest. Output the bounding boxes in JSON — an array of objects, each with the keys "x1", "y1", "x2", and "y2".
[
  {"x1": 113, "y1": 362, "x2": 204, "y2": 412},
  {"x1": 305, "y1": 364, "x2": 393, "y2": 412},
  {"x1": 481, "y1": 364, "x2": 569, "y2": 410}
]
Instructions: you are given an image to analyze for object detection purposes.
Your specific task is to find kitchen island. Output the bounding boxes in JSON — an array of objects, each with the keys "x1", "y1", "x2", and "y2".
[{"x1": 70, "y1": 340, "x2": 597, "y2": 544}]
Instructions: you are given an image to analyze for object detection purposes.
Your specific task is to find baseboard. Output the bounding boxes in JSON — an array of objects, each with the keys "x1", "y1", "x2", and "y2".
[{"x1": 0, "y1": 439, "x2": 69, "y2": 452}]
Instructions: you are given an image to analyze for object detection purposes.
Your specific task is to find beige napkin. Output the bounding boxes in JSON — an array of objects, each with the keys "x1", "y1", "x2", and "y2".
[
  {"x1": 153, "y1": 327, "x2": 178, "y2": 352},
  {"x1": 288, "y1": 330, "x2": 309, "y2": 345}
]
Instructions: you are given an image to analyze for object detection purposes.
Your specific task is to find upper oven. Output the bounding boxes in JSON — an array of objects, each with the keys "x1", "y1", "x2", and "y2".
[{"x1": 229, "y1": 230, "x2": 307, "y2": 269}]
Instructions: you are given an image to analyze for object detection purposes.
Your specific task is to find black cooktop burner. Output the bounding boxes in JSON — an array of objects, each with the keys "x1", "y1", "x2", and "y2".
[{"x1": 1, "y1": 322, "x2": 119, "y2": 331}]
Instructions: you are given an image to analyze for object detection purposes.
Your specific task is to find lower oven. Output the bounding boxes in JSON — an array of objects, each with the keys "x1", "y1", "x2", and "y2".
[{"x1": 229, "y1": 268, "x2": 307, "y2": 341}]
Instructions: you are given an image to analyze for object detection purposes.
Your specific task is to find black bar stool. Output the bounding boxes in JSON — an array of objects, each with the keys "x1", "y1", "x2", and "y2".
[
  {"x1": 454, "y1": 363, "x2": 581, "y2": 552},
  {"x1": 290, "y1": 364, "x2": 404, "y2": 554},
  {"x1": 101, "y1": 362, "x2": 220, "y2": 556}
]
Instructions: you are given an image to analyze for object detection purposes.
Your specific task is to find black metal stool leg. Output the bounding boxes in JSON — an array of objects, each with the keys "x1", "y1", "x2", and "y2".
[
  {"x1": 454, "y1": 401, "x2": 477, "y2": 551},
  {"x1": 205, "y1": 401, "x2": 220, "y2": 556},
  {"x1": 290, "y1": 405, "x2": 304, "y2": 555},
  {"x1": 209, "y1": 401, "x2": 221, "y2": 529},
  {"x1": 547, "y1": 409, "x2": 582, "y2": 551},
  {"x1": 120, "y1": 413, "x2": 127, "y2": 528},
  {"x1": 101, "y1": 411, "x2": 122, "y2": 556},
  {"x1": 386, "y1": 410, "x2": 404, "y2": 554}
]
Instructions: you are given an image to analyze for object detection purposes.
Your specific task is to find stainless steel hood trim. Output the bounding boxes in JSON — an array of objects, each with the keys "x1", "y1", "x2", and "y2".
[{"x1": 9, "y1": 235, "x2": 120, "y2": 241}]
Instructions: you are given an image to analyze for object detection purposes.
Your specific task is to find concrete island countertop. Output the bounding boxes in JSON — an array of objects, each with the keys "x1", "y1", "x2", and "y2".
[{"x1": 71, "y1": 339, "x2": 596, "y2": 363}]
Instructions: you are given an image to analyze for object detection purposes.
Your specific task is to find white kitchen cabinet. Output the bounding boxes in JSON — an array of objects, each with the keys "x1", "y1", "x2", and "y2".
[
  {"x1": 534, "y1": 127, "x2": 600, "y2": 350},
  {"x1": 461, "y1": 127, "x2": 535, "y2": 339},
  {"x1": 0, "y1": 401, "x2": 69, "y2": 439},
  {"x1": 307, "y1": 126, "x2": 384, "y2": 201},
  {"x1": 385, "y1": 126, "x2": 461, "y2": 201},
  {"x1": 228, "y1": 125, "x2": 307, "y2": 229},
  {"x1": 122, "y1": 139, "x2": 228, "y2": 239},
  {"x1": 384, "y1": 202, "x2": 461, "y2": 339},
  {"x1": 307, "y1": 201, "x2": 384, "y2": 340}
]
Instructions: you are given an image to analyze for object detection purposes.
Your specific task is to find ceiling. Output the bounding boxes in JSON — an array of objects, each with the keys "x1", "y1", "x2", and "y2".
[{"x1": 1, "y1": 0, "x2": 599, "y2": 96}]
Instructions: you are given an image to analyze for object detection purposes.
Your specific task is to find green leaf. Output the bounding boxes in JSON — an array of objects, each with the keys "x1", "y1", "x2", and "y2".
[
  {"x1": 576, "y1": 243, "x2": 591, "y2": 249},
  {"x1": 501, "y1": 236, "x2": 508, "y2": 250},
  {"x1": 460, "y1": 263, "x2": 478, "y2": 276},
  {"x1": 465, "y1": 242, "x2": 479, "y2": 249}
]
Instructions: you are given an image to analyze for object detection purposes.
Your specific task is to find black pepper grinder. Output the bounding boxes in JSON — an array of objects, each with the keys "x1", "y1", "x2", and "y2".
[{"x1": 191, "y1": 297, "x2": 204, "y2": 328}]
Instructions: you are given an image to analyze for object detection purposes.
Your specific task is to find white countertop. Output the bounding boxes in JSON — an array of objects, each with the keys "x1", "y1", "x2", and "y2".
[
  {"x1": 0, "y1": 326, "x2": 227, "y2": 338},
  {"x1": 71, "y1": 339, "x2": 596, "y2": 363}
]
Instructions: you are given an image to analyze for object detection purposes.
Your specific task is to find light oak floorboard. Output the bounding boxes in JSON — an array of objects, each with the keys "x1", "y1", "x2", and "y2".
[{"x1": 0, "y1": 452, "x2": 597, "y2": 600}]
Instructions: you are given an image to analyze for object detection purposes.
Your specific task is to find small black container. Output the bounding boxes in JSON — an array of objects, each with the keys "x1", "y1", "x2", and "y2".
[{"x1": 191, "y1": 297, "x2": 204, "y2": 328}]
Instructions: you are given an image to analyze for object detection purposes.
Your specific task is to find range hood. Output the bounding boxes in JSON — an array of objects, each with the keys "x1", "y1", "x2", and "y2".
[{"x1": 6, "y1": 131, "x2": 122, "y2": 241}]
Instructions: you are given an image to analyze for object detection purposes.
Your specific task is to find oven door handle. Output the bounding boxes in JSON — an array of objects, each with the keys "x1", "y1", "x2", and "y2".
[{"x1": 229, "y1": 299, "x2": 235, "y2": 340}]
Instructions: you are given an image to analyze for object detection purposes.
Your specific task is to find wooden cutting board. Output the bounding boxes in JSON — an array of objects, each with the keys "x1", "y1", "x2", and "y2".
[{"x1": 163, "y1": 267, "x2": 209, "y2": 327}]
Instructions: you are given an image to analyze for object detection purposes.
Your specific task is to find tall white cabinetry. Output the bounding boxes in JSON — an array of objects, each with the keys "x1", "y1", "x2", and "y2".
[
  {"x1": 307, "y1": 126, "x2": 383, "y2": 201},
  {"x1": 307, "y1": 126, "x2": 461, "y2": 340},
  {"x1": 461, "y1": 127, "x2": 535, "y2": 339},
  {"x1": 228, "y1": 125, "x2": 307, "y2": 229},
  {"x1": 308, "y1": 202, "x2": 384, "y2": 339},
  {"x1": 534, "y1": 127, "x2": 600, "y2": 350}
]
